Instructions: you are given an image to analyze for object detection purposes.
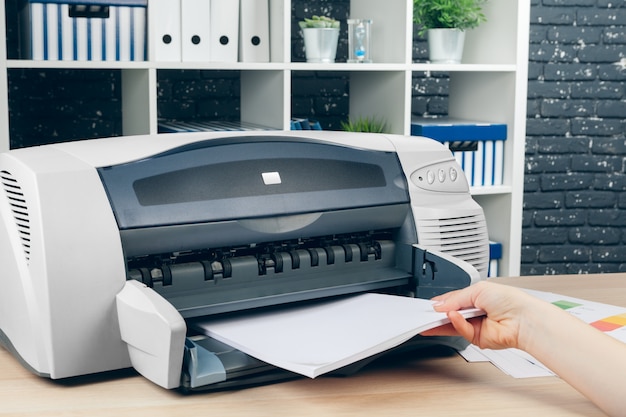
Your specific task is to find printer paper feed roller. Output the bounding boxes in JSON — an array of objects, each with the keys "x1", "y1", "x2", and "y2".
[{"x1": 0, "y1": 130, "x2": 489, "y2": 390}]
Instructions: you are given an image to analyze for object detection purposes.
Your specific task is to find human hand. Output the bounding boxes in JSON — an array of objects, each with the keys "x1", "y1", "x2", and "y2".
[
  {"x1": 424, "y1": 280, "x2": 626, "y2": 416},
  {"x1": 422, "y1": 281, "x2": 538, "y2": 351}
]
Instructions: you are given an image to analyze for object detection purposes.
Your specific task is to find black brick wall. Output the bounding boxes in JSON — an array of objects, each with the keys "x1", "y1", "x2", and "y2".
[
  {"x1": 4, "y1": 0, "x2": 625, "y2": 275},
  {"x1": 157, "y1": 69, "x2": 241, "y2": 122},
  {"x1": 523, "y1": 0, "x2": 626, "y2": 275},
  {"x1": 8, "y1": 68, "x2": 122, "y2": 147}
]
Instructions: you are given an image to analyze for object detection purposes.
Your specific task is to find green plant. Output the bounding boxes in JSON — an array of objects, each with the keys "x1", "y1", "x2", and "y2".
[
  {"x1": 298, "y1": 15, "x2": 340, "y2": 29},
  {"x1": 340, "y1": 116, "x2": 388, "y2": 133},
  {"x1": 413, "y1": 0, "x2": 487, "y2": 36}
]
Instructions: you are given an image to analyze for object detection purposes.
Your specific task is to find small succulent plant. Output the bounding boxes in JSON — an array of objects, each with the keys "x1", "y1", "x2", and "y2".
[{"x1": 299, "y1": 15, "x2": 340, "y2": 29}]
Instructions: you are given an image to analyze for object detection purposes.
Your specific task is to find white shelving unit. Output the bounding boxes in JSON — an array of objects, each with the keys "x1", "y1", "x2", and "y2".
[
  {"x1": 0, "y1": 1, "x2": 8, "y2": 145},
  {"x1": 0, "y1": 0, "x2": 530, "y2": 276}
]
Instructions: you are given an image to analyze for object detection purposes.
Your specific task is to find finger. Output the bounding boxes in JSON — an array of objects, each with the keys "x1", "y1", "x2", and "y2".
[
  {"x1": 421, "y1": 322, "x2": 460, "y2": 337},
  {"x1": 432, "y1": 291, "x2": 478, "y2": 312},
  {"x1": 447, "y1": 311, "x2": 477, "y2": 343}
]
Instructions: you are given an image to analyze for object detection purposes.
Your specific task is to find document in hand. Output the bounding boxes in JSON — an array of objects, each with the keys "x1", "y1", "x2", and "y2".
[{"x1": 192, "y1": 293, "x2": 484, "y2": 378}]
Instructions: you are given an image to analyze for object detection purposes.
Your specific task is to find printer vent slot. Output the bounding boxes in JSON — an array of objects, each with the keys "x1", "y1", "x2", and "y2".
[
  {"x1": 0, "y1": 171, "x2": 31, "y2": 263},
  {"x1": 417, "y1": 214, "x2": 489, "y2": 276}
]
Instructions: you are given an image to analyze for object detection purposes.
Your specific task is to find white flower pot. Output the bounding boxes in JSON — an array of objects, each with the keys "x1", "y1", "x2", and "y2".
[
  {"x1": 302, "y1": 28, "x2": 340, "y2": 63},
  {"x1": 427, "y1": 28, "x2": 466, "y2": 64}
]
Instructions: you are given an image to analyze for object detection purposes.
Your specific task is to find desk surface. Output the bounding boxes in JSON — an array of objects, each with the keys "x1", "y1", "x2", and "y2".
[{"x1": 2, "y1": 274, "x2": 625, "y2": 417}]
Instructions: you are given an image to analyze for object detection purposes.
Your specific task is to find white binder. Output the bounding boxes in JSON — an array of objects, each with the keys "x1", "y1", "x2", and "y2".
[
  {"x1": 28, "y1": 2, "x2": 89, "y2": 60},
  {"x1": 239, "y1": 0, "x2": 270, "y2": 62},
  {"x1": 181, "y1": 0, "x2": 211, "y2": 61},
  {"x1": 130, "y1": 4, "x2": 148, "y2": 61},
  {"x1": 117, "y1": 5, "x2": 133, "y2": 60},
  {"x1": 73, "y1": 8, "x2": 89, "y2": 60},
  {"x1": 28, "y1": 2, "x2": 53, "y2": 59},
  {"x1": 149, "y1": 0, "x2": 181, "y2": 61},
  {"x1": 210, "y1": 0, "x2": 239, "y2": 62}
]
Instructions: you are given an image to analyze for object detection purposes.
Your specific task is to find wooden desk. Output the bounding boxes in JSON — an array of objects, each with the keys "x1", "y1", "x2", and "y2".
[{"x1": 1, "y1": 274, "x2": 625, "y2": 416}]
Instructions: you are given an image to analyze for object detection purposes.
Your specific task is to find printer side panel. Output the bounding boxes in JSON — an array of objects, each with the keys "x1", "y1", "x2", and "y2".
[
  {"x1": 0, "y1": 147, "x2": 131, "y2": 379},
  {"x1": 386, "y1": 134, "x2": 490, "y2": 279},
  {"x1": 0, "y1": 154, "x2": 50, "y2": 375}
]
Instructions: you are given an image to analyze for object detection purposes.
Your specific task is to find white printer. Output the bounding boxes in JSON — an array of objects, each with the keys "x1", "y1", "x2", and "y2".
[{"x1": 0, "y1": 130, "x2": 489, "y2": 390}]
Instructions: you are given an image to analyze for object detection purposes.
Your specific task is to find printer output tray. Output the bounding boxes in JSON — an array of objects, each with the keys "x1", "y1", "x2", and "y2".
[{"x1": 181, "y1": 332, "x2": 469, "y2": 392}]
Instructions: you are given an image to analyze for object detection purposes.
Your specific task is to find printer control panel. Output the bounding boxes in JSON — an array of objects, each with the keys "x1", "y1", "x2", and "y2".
[{"x1": 409, "y1": 161, "x2": 469, "y2": 193}]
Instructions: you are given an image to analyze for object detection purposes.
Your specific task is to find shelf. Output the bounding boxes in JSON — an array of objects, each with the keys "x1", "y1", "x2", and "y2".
[
  {"x1": 7, "y1": 59, "x2": 152, "y2": 70},
  {"x1": 7, "y1": 59, "x2": 518, "y2": 74},
  {"x1": 470, "y1": 185, "x2": 513, "y2": 196},
  {"x1": 289, "y1": 62, "x2": 408, "y2": 71},
  {"x1": 410, "y1": 63, "x2": 517, "y2": 73},
  {"x1": 6, "y1": 59, "x2": 287, "y2": 71},
  {"x1": 0, "y1": 0, "x2": 530, "y2": 277}
]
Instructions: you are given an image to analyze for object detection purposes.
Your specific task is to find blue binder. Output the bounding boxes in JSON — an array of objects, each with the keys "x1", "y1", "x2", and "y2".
[
  {"x1": 410, "y1": 117, "x2": 507, "y2": 142},
  {"x1": 411, "y1": 117, "x2": 507, "y2": 187},
  {"x1": 21, "y1": 0, "x2": 147, "y2": 61}
]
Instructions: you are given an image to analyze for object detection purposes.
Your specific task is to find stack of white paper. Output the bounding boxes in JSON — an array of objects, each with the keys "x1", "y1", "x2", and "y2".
[{"x1": 192, "y1": 293, "x2": 484, "y2": 378}]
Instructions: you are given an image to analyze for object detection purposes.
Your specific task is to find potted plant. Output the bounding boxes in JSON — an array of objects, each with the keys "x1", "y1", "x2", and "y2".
[
  {"x1": 340, "y1": 116, "x2": 388, "y2": 133},
  {"x1": 299, "y1": 15, "x2": 340, "y2": 63},
  {"x1": 413, "y1": 0, "x2": 487, "y2": 64}
]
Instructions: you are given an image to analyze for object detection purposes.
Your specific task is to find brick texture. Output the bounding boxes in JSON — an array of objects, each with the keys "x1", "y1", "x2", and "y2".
[
  {"x1": 523, "y1": 1, "x2": 626, "y2": 275},
  {"x1": 8, "y1": 69, "x2": 122, "y2": 148}
]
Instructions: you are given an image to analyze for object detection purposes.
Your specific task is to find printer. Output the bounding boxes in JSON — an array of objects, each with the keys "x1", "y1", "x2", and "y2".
[{"x1": 0, "y1": 130, "x2": 489, "y2": 390}]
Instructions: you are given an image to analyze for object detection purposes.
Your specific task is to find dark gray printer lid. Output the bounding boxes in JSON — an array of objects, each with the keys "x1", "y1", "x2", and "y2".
[{"x1": 97, "y1": 136, "x2": 409, "y2": 230}]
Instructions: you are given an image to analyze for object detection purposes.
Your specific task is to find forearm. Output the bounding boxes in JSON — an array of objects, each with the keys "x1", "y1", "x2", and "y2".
[
  {"x1": 429, "y1": 281, "x2": 626, "y2": 415},
  {"x1": 521, "y1": 301, "x2": 626, "y2": 416}
]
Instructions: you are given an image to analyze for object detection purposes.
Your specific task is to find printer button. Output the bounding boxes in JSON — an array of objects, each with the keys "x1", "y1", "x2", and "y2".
[
  {"x1": 450, "y1": 167, "x2": 458, "y2": 182},
  {"x1": 438, "y1": 168, "x2": 446, "y2": 182},
  {"x1": 426, "y1": 170, "x2": 435, "y2": 184}
]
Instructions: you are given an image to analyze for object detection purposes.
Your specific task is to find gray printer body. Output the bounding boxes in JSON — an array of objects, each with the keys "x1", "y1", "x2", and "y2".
[{"x1": 0, "y1": 131, "x2": 489, "y2": 390}]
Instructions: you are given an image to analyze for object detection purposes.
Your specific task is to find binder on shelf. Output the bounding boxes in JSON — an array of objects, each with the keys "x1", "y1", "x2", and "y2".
[
  {"x1": 488, "y1": 241, "x2": 503, "y2": 277},
  {"x1": 290, "y1": 118, "x2": 322, "y2": 131},
  {"x1": 239, "y1": 0, "x2": 270, "y2": 62},
  {"x1": 410, "y1": 117, "x2": 507, "y2": 141},
  {"x1": 149, "y1": 0, "x2": 181, "y2": 61},
  {"x1": 411, "y1": 117, "x2": 507, "y2": 187},
  {"x1": 210, "y1": 0, "x2": 239, "y2": 62},
  {"x1": 181, "y1": 0, "x2": 211, "y2": 61},
  {"x1": 20, "y1": 0, "x2": 147, "y2": 61}
]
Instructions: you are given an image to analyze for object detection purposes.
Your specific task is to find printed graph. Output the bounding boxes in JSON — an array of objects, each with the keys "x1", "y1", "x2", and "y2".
[
  {"x1": 590, "y1": 313, "x2": 626, "y2": 332},
  {"x1": 551, "y1": 298, "x2": 626, "y2": 334}
]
